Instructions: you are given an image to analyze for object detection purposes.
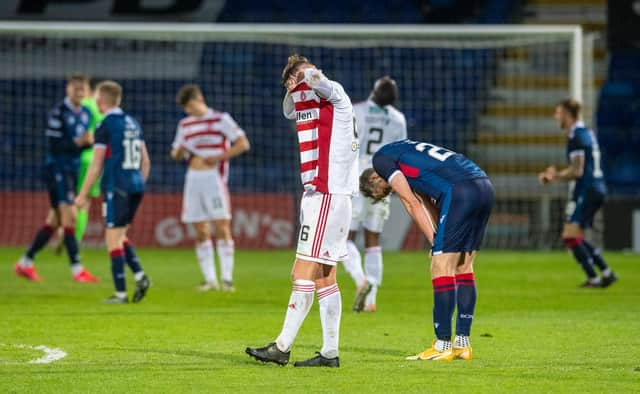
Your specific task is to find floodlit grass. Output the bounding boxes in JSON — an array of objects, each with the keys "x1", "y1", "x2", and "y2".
[{"x1": 1, "y1": 247, "x2": 638, "y2": 393}]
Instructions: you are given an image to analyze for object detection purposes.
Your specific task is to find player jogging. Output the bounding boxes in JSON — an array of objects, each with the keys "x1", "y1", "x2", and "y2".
[
  {"x1": 75, "y1": 81, "x2": 151, "y2": 304},
  {"x1": 171, "y1": 84, "x2": 250, "y2": 292},
  {"x1": 75, "y1": 77, "x2": 105, "y2": 243},
  {"x1": 14, "y1": 74, "x2": 100, "y2": 283},
  {"x1": 360, "y1": 139, "x2": 493, "y2": 361},
  {"x1": 246, "y1": 54, "x2": 359, "y2": 368},
  {"x1": 344, "y1": 76, "x2": 407, "y2": 313},
  {"x1": 538, "y1": 99, "x2": 617, "y2": 288}
]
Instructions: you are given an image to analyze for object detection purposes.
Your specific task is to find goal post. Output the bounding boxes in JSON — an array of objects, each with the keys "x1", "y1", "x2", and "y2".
[{"x1": 0, "y1": 22, "x2": 590, "y2": 250}]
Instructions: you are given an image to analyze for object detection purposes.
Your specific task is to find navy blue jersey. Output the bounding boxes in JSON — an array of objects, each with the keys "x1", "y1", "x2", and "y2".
[
  {"x1": 567, "y1": 122, "x2": 606, "y2": 197},
  {"x1": 373, "y1": 139, "x2": 487, "y2": 203},
  {"x1": 95, "y1": 108, "x2": 145, "y2": 194},
  {"x1": 45, "y1": 97, "x2": 91, "y2": 160}
]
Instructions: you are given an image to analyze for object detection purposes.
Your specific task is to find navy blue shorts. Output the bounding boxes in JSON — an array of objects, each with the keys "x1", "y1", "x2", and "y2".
[
  {"x1": 432, "y1": 178, "x2": 493, "y2": 254},
  {"x1": 103, "y1": 191, "x2": 143, "y2": 228},
  {"x1": 45, "y1": 162, "x2": 77, "y2": 208},
  {"x1": 566, "y1": 188, "x2": 605, "y2": 228}
]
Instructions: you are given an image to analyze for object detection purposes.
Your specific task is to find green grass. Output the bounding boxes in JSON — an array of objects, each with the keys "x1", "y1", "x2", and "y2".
[{"x1": 1, "y1": 247, "x2": 639, "y2": 393}]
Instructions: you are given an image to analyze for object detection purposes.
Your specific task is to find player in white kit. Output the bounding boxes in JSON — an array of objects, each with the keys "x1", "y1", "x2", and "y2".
[
  {"x1": 171, "y1": 84, "x2": 250, "y2": 292},
  {"x1": 344, "y1": 77, "x2": 407, "y2": 312},
  {"x1": 246, "y1": 54, "x2": 358, "y2": 368}
]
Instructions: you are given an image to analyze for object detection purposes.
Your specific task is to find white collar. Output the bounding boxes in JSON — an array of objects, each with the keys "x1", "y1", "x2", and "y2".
[
  {"x1": 104, "y1": 107, "x2": 124, "y2": 116},
  {"x1": 569, "y1": 121, "x2": 585, "y2": 138},
  {"x1": 64, "y1": 97, "x2": 82, "y2": 113}
]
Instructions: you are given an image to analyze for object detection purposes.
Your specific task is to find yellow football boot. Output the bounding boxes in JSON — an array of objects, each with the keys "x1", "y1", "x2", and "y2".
[
  {"x1": 405, "y1": 341, "x2": 454, "y2": 361},
  {"x1": 452, "y1": 346, "x2": 473, "y2": 360}
]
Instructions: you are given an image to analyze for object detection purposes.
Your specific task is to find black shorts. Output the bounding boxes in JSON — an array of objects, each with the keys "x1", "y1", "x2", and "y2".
[
  {"x1": 432, "y1": 178, "x2": 494, "y2": 254},
  {"x1": 103, "y1": 190, "x2": 143, "y2": 228},
  {"x1": 45, "y1": 162, "x2": 77, "y2": 208},
  {"x1": 566, "y1": 187, "x2": 606, "y2": 228}
]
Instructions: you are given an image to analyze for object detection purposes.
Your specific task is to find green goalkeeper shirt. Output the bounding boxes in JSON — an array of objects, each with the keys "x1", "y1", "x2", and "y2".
[{"x1": 81, "y1": 97, "x2": 105, "y2": 135}]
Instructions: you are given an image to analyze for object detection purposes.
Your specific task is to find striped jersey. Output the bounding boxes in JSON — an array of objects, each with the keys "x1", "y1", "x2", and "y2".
[
  {"x1": 172, "y1": 109, "x2": 245, "y2": 182},
  {"x1": 284, "y1": 71, "x2": 358, "y2": 195},
  {"x1": 354, "y1": 99, "x2": 407, "y2": 173}
]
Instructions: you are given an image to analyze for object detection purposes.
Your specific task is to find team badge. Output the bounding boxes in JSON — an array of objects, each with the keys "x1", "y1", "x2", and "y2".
[
  {"x1": 351, "y1": 141, "x2": 359, "y2": 152},
  {"x1": 300, "y1": 91, "x2": 306, "y2": 101}
]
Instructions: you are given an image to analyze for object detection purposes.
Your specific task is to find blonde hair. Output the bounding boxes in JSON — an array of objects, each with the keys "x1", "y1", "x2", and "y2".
[
  {"x1": 281, "y1": 54, "x2": 310, "y2": 86},
  {"x1": 96, "y1": 80, "x2": 122, "y2": 106}
]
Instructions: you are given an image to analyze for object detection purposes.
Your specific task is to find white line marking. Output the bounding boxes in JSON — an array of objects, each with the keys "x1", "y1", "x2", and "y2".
[{"x1": 0, "y1": 343, "x2": 67, "y2": 364}]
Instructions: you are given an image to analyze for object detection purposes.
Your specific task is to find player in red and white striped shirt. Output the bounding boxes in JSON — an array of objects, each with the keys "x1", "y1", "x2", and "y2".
[
  {"x1": 171, "y1": 84, "x2": 250, "y2": 292},
  {"x1": 246, "y1": 55, "x2": 359, "y2": 368}
]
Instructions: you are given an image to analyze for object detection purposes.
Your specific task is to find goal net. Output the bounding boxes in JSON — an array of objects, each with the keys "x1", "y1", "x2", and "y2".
[{"x1": 0, "y1": 23, "x2": 591, "y2": 250}]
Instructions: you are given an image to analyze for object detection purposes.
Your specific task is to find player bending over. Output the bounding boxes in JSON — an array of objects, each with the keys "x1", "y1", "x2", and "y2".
[
  {"x1": 75, "y1": 81, "x2": 151, "y2": 304},
  {"x1": 538, "y1": 99, "x2": 617, "y2": 288},
  {"x1": 246, "y1": 54, "x2": 358, "y2": 368},
  {"x1": 344, "y1": 76, "x2": 407, "y2": 313},
  {"x1": 171, "y1": 84, "x2": 250, "y2": 292},
  {"x1": 360, "y1": 139, "x2": 493, "y2": 361},
  {"x1": 14, "y1": 74, "x2": 99, "y2": 283}
]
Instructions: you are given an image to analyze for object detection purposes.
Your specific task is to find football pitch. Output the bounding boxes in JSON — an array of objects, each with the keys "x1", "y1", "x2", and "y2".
[{"x1": 1, "y1": 247, "x2": 638, "y2": 393}]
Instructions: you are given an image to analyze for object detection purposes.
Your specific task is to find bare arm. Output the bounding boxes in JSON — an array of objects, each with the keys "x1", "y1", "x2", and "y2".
[
  {"x1": 75, "y1": 131, "x2": 94, "y2": 147},
  {"x1": 204, "y1": 135, "x2": 250, "y2": 165},
  {"x1": 75, "y1": 146, "x2": 105, "y2": 208},
  {"x1": 390, "y1": 172, "x2": 436, "y2": 245},
  {"x1": 538, "y1": 154, "x2": 584, "y2": 184},
  {"x1": 170, "y1": 145, "x2": 188, "y2": 161},
  {"x1": 140, "y1": 142, "x2": 151, "y2": 182}
]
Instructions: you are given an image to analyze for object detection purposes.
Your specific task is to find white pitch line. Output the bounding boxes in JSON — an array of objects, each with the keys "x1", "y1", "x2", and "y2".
[{"x1": 1, "y1": 343, "x2": 67, "y2": 364}]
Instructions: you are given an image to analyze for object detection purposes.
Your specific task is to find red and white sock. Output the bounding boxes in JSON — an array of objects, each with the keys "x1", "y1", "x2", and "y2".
[
  {"x1": 195, "y1": 240, "x2": 217, "y2": 284},
  {"x1": 343, "y1": 240, "x2": 365, "y2": 287},
  {"x1": 318, "y1": 283, "x2": 341, "y2": 359},
  {"x1": 276, "y1": 279, "x2": 315, "y2": 352},
  {"x1": 216, "y1": 239, "x2": 235, "y2": 283}
]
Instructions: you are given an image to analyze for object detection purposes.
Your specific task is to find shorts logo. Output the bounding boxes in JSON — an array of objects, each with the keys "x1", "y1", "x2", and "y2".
[{"x1": 288, "y1": 303, "x2": 296, "y2": 309}]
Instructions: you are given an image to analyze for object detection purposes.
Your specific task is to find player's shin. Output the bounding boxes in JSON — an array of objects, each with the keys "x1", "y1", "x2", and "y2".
[
  {"x1": 195, "y1": 240, "x2": 218, "y2": 285},
  {"x1": 318, "y1": 284, "x2": 341, "y2": 358},
  {"x1": 563, "y1": 237, "x2": 598, "y2": 282},
  {"x1": 343, "y1": 240, "x2": 365, "y2": 286},
  {"x1": 216, "y1": 239, "x2": 235, "y2": 285},
  {"x1": 63, "y1": 227, "x2": 82, "y2": 274},
  {"x1": 109, "y1": 248, "x2": 127, "y2": 298},
  {"x1": 364, "y1": 246, "x2": 383, "y2": 307},
  {"x1": 454, "y1": 273, "x2": 476, "y2": 345},
  {"x1": 432, "y1": 276, "x2": 456, "y2": 347},
  {"x1": 123, "y1": 240, "x2": 144, "y2": 281},
  {"x1": 275, "y1": 280, "x2": 315, "y2": 352},
  {"x1": 24, "y1": 224, "x2": 56, "y2": 262},
  {"x1": 75, "y1": 208, "x2": 89, "y2": 243}
]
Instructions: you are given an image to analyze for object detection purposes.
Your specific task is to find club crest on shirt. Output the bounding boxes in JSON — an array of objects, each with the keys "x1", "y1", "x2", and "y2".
[
  {"x1": 300, "y1": 91, "x2": 307, "y2": 101},
  {"x1": 351, "y1": 141, "x2": 359, "y2": 152}
]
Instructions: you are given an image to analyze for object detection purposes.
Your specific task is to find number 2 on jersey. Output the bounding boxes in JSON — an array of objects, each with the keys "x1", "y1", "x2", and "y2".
[
  {"x1": 122, "y1": 138, "x2": 142, "y2": 169},
  {"x1": 366, "y1": 127, "x2": 383, "y2": 155},
  {"x1": 414, "y1": 142, "x2": 454, "y2": 162}
]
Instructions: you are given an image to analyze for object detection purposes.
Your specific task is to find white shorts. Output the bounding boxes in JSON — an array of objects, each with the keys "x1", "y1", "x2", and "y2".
[
  {"x1": 349, "y1": 192, "x2": 390, "y2": 233},
  {"x1": 296, "y1": 191, "x2": 351, "y2": 266},
  {"x1": 181, "y1": 169, "x2": 231, "y2": 223}
]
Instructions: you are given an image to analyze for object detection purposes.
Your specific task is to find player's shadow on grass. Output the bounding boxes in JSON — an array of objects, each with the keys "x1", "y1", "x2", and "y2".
[{"x1": 101, "y1": 346, "x2": 255, "y2": 366}]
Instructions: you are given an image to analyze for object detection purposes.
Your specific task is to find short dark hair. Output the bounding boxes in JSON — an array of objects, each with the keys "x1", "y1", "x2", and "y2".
[
  {"x1": 371, "y1": 76, "x2": 399, "y2": 107},
  {"x1": 176, "y1": 84, "x2": 203, "y2": 108},
  {"x1": 67, "y1": 73, "x2": 89, "y2": 85},
  {"x1": 558, "y1": 98, "x2": 581, "y2": 119},
  {"x1": 282, "y1": 54, "x2": 310, "y2": 87}
]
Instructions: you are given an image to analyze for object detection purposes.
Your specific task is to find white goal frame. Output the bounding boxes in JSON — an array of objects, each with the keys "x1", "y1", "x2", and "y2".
[{"x1": 0, "y1": 22, "x2": 584, "y2": 102}]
